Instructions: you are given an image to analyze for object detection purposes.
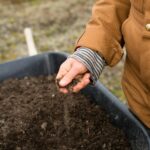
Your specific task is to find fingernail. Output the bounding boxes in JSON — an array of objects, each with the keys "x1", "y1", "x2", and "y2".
[{"x1": 59, "y1": 80, "x2": 66, "y2": 86}]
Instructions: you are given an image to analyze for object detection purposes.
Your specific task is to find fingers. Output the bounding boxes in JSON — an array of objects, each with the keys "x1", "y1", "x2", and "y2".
[
  {"x1": 58, "y1": 73, "x2": 90, "y2": 94},
  {"x1": 73, "y1": 73, "x2": 90, "y2": 93},
  {"x1": 56, "y1": 58, "x2": 89, "y2": 94},
  {"x1": 56, "y1": 58, "x2": 87, "y2": 87},
  {"x1": 59, "y1": 88, "x2": 68, "y2": 94},
  {"x1": 56, "y1": 60, "x2": 71, "y2": 80},
  {"x1": 58, "y1": 66, "x2": 79, "y2": 87}
]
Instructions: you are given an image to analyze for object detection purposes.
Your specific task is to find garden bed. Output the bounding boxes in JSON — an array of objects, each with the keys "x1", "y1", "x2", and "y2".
[{"x1": 0, "y1": 76, "x2": 131, "y2": 150}]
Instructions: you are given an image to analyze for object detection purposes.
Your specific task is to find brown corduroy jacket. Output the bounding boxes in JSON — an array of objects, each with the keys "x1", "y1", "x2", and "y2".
[{"x1": 76, "y1": 0, "x2": 150, "y2": 128}]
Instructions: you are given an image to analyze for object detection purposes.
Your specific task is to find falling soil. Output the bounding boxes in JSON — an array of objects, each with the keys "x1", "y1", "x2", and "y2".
[{"x1": 0, "y1": 76, "x2": 131, "y2": 150}]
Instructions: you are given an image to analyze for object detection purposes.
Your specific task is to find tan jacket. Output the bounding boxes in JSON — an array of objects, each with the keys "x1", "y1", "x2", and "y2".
[{"x1": 76, "y1": 0, "x2": 150, "y2": 128}]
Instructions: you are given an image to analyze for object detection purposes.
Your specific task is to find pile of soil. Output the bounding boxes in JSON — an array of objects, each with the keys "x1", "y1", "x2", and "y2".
[{"x1": 0, "y1": 76, "x2": 131, "y2": 150}]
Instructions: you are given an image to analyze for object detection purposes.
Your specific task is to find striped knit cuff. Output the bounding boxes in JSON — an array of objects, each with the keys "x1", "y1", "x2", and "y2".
[{"x1": 68, "y1": 47, "x2": 106, "y2": 84}]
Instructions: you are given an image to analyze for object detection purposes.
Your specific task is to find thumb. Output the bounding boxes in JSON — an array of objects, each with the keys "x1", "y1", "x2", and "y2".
[{"x1": 59, "y1": 66, "x2": 80, "y2": 87}]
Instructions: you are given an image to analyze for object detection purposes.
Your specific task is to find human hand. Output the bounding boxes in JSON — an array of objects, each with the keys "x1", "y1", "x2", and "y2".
[{"x1": 56, "y1": 58, "x2": 91, "y2": 94}]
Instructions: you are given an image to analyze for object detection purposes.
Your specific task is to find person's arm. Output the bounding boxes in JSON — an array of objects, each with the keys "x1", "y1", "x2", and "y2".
[
  {"x1": 76, "y1": 0, "x2": 130, "y2": 66},
  {"x1": 56, "y1": 0, "x2": 131, "y2": 93},
  {"x1": 69, "y1": 47, "x2": 106, "y2": 84}
]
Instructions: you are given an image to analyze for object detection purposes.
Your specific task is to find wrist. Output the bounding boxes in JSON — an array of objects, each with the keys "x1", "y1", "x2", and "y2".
[{"x1": 69, "y1": 47, "x2": 106, "y2": 84}]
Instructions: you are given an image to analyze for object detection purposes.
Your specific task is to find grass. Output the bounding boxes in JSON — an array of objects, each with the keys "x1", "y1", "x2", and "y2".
[{"x1": 0, "y1": 0, "x2": 126, "y2": 101}]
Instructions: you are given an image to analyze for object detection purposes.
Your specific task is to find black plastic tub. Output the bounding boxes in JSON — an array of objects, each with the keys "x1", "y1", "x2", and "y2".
[{"x1": 0, "y1": 52, "x2": 150, "y2": 150}]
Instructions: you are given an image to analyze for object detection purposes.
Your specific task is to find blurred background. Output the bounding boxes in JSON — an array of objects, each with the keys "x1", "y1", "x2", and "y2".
[{"x1": 0, "y1": 0, "x2": 126, "y2": 101}]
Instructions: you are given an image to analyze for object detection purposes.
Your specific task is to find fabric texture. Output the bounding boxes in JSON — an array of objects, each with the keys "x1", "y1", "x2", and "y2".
[
  {"x1": 69, "y1": 47, "x2": 106, "y2": 84},
  {"x1": 75, "y1": 0, "x2": 150, "y2": 128}
]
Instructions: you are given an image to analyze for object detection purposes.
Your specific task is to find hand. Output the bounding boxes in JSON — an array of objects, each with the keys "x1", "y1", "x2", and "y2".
[{"x1": 56, "y1": 58, "x2": 91, "y2": 94}]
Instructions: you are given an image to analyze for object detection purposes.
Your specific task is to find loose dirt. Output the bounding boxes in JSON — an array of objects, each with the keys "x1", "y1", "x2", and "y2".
[{"x1": 0, "y1": 76, "x2": 131, "y2": 150}]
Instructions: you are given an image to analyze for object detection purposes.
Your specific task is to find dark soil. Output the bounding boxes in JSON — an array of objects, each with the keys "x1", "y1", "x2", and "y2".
[
  {"x1": 0, "y1": 76, "x2": 131, "y2": 150},
  {"x1": 56, "y1": 78, "x2": 80, "y2": 92}
]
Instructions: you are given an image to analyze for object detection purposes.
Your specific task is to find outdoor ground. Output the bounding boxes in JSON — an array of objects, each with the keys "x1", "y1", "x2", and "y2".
[{"x1": 0, "y1": 0, "x2": 126, "y2": 101}]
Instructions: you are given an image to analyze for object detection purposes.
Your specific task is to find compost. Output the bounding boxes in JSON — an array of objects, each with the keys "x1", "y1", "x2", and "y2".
[{"x1": 0, "y1": 76, "x2": 131, "y2": 150}]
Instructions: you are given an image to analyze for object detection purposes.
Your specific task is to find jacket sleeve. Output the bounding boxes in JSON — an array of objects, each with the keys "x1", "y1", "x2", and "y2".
[{"x1": 75, "y1": 0, "x2": 131, "y2": 67}]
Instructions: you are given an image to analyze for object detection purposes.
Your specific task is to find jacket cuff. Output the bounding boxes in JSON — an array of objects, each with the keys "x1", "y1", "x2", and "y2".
[{"x1": 68, "y1": 47, "x2": 106, "y2": 84}]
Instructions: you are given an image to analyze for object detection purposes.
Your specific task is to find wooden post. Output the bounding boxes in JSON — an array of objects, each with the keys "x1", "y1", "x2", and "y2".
[{"x1": 24, "y1": 28, "x2": 38, "y2": 56}]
